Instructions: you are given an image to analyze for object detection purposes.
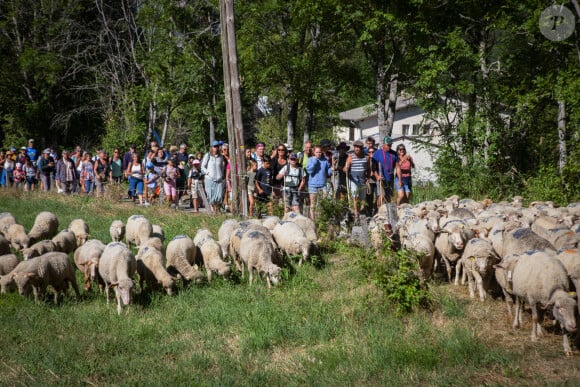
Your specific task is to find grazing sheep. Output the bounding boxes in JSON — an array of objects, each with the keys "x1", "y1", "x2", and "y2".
[
  {"x1": 193, "y1": 228, "x2": 231, "y2": 282},
  {"x1": 0, "y1": 254, "x2": 19, "y2": 276},
  {"x1": 217, "y1": 219, "x2": 240, "y2": 258},
  {"x1": 68, "y1": 219, "x2": 90, "y2": 247},
  {"x1": 12, "y1": 252, "x2": 81, "y2": 304},
  {"x1": 109, "y1": 220, "x2": 125, "y2": 243},
  {"x1": 511, "y1": 250, "x2": 577, "y2": 356},
  {"x1": 27, "y1": 211, "x2": 59, "y2": 243},
  {"x1": 283, "y1": 212, "x2": 318, "y2": 245},
  {"x1": 21, "y1": 240, "x2": 57, "y2": 260},
  {"x1": 556, "y1": 248, "x2": 580, "y2": 309},
  {"x1": 503, "y1": 227, "x2": 556, "y2": 258},
  {"x1": 165, "y1": 235, "x2": 204, "y2": 283},
  {"x1": 272, "y1": 221, "x2": 312, "y2": 266},
  {"x1": 98, "y1": 242, "x2": 137, "y2": 315},
  {"x1": 493, "y1": 254, "x2": 522, "y2": 317},
  {"x1": 136, "y1": 246, "x2": 175, "y2": 295},
  {"x1": 0, "y1": 235, "x2": 10, "y2": 255},
  {"x1": 6, "y1": 224, "x2": 30, "y2": 250},
  {"x1": 459, "y1": 238, "x2": 500, "y2": 301},
  {"x1": 137, "y1": 237, "x2": 165, "y2": 257},
  {"x1": 125, "y1": 215, "x2": 152, "y2": 248},
  {"x1": 434, "y1": 220, "x2": 474, "y2": 283},
  {"x1": 52, "y1": 230, "x2": 77, "y2": 254},
  {"x1": 261, "y1": 216, "x2": 281, "y2": 231},
  {"x1": 229, "y1": 227, "x2": 248, "y2": 274},
  {"x1": 0, "y1": 212, "x2": 16, "y2": 236},
  {"x1": 74, "y1": 239, "x2": 106, "y2": 291},
  {"x1": 402, "y1": 232, "x2": 435, "y2": 280},
  {"x1": 239, "y1": 230, "x2": 281, "y2": 288},
  {"x1": 151, "y1": 224, "x2": 165, "y2": 242}
]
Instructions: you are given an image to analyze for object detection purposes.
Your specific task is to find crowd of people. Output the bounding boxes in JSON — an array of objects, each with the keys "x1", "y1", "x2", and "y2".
[{"x1": 0, "y1": 135, "x2": 415, "y2": 219}]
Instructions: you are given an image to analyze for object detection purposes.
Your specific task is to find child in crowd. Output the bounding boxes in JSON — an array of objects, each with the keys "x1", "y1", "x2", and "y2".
[
  {"x1": 13, "y1": 162, "x2": 26, "y2": 189},
  {"x1": 162, "y1": 158, "x2": 180, "y2": 208},
  {"x1": 246, "y1": 159, "x2": 257, "y2": 216},
  {"x1": 23, "y1": 158, "x2": 37, "y2": 191},
  {"x1": 144, "y1": 163, "x2": 159, "y2": 205},
  {"x1": 276, "y1": 153, "x2": 305, "y2": 213},
  {"x1": 80, "y1": 152, "x2": 95, "y2": 194},
  {"x1": 255, "y1": 156, "x2": 273, "y2": 215},
  {"x1": 187, "y1": 159, "x2": 203, "y2": 212}
]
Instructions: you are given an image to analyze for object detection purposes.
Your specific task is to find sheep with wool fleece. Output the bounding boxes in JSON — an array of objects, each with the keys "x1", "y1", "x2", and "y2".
[
  {"x1": 0, "y1": 212, "x2": 16, "y2": 236},
  {"x1": 6, "y1": 223, "x2": 30, "y2": 250},
  {"x1": 98, "y1": 242, "x2": 137, "y2": 315},
  {"x1": 510, "y1": 250, "x2": 577, "y2": 356},
  {"x1": 151, "y1": 224, "x2": 165, "y2": 242},
  {"x1": 21, "y1": 239, "x2": 57, "y2": 260},
  {"x1": 459, "y1": 238, "x2": 500, "y2": 301},
  {"x1": 556, "y1": 248, "x2": 580, "y2": 310},
  {"x1": 272, "y1": 221, "x2": 312, "y2": 266},
  {"x1": 217, "y1": 219, "x2": 240, "y2": 258},
  {"x1": 193, "y1": 228, "x2": 231, "y2": 281},
  {"x1": 68, "y1": 218, "x2": 90, "y2": 247},
  {"x1": 239, "y1": 230, "x2": 281, "y2": 289},
  {"x1": 165, "y1": 235, "x2": 204, "y2": 283},
  {"x1": 27, "y1": 211, "x2": 59, "y2": 243},
  {"x1": 0, "y1": 254, "x2": 19, "y2": 276},
  {"x1": 12, "y1": 252, "x2": 81, "y2": 304},
  {"x1": 125, "y1": 215, "x2": 153, "y2": 248},
  {"x1": 52, "y1": 229, "x2": 77, "y2": 254},
  {"x1": 401, "y1": 232, "x2": 435, "y2": 280},
  {"x1": 74, "y1": 239, "x2": 106, "y2": 291},
  {"x1": 434, "y1": 219, "x2": 474, "y2": 283},
  {"x1": 136, "y1": 246, "x2": 175, "y2": 295},
  {"x1": 109, "y1": 220, "x2": 125, "y2": 243},
  {"x1": 282, "y1": 212, "x2": 317, "y2": 245}
]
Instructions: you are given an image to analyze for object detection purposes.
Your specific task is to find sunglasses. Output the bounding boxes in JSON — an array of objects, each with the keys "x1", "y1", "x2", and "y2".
[
  {"x1": 398, "y1": 148, "x2": 406, "y2": 152},
  {"x1": 278, "y1": 148, "x2": 286, "y2": 151}
]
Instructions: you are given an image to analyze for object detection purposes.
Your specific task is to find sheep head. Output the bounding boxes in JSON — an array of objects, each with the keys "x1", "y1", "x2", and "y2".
[
  {"x1": 113, "y1": 278, "x2": 134, "y2": 306},
  {"x1": 545, "y1": 289, "x2": 577, "y2": 333}
]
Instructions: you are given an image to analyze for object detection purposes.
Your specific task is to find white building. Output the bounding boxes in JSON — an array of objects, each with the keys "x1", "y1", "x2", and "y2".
[{"x1": 336, "y1": 96, "x2": 441, "y2": 184}]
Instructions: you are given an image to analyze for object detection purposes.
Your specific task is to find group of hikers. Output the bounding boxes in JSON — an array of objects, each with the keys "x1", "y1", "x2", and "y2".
[{"x1": 0, "y1": 135, "x2": 415, "y2": 220}]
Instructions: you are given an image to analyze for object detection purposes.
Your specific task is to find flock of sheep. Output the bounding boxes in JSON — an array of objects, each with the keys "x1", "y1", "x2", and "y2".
[
  {"x1": 0, "y1": 210, "x2": 316, "y2": 315},
  {"x1": 368, "y1": 195, "x2": 579, "y2": 356},
  {"x1": 2, "y1": 195, "x2": 580, "y2": 356}
]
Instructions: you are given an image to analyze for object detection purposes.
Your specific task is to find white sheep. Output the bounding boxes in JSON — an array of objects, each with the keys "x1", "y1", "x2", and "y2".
[
  {"x1": 217, "y1": 219, "x2": 240, "y2": 258},
  {"x1": 137, "y1": 237, "x2": 165, "y2": 257},
  {"x1": 98, "y1": 242, "x2": 137, "y2": 315},
  {"x1": 12, "y1": 252, "x2": 81, "y2": 304},
  {"x1": 68, "y1": 219, "x2": 90, "y2": 247},
  {"x1": 21, "y1": 240, "x2": 57, "y2": 260},
  {"x1": 239, "y1": 230, "x2": 281, "y2": 288},
  {"x1": 401, "y1": 232, "x2": 435, "y2": 280},
  {"x1": 193, "y1": 228, "x2": 231, "y2": 282},
  {"x1": 0, "y1": 212, "x2": 16, "y2": 236},
  {"x1": 556, "y1": 248, "x2": 580, "y2": 309},
  {"x1": 6, "y1": 224, "x2": 30, "y2": 251},
  {"x1": 283, "y1": 212, "x2": 318, "y2": 245},
  {"x1": 151, "y1": 224, "x2": 165, "y2": 242},
  {"x1": 52, "y1": 229, "x2": 77, "y2": 254},
  {"x1": 493, "y1": 254, "x2": 522, "y2": 317},
  {"x1": 434, "y1": 219, "x2": 474, "y2": 283},
  {"x1": 136, "y1": 246, "x2": 175, "y2": 295},
  {"x1": 0, "y1": 234, "x2": 10, "y2": 255},
  {"x1": 74, "y1": 239, "x2": 106, "y2": 291},
  {"x1": 165, "y1": 235, "x2": 204, "y2": 283},
  {"x1": 511, "y1": 250, "x2": 577, "y2": 356},
  {"x1": 272, "y1": 221, "x2": 312, "y2": 266},
  {"x1": 27, "y1": 211, "x2": 59, "y2": 243},
  {"x1": 502, "y1": 227, "x2": 556, "y2": 258},
  {"x1": 459, "y1": 238, "x2": 500, "y2": 301},
  {"x1": 0, "y1": 254, "x2": 19, "y2": 276},
  {"x1": 261, "y1": 216, "x2": 281, "y2": 231},
  {"x1": 125, "y1": 215, "x2": 152, "y2": 248},
  {"x1": 109, "y1": 220, "x2": 126, "y2": 243}
]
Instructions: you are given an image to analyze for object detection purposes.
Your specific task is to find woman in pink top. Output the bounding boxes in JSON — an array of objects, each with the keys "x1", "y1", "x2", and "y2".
[
  {"x1": 395, "y1": 144, "x2": 415, "y2": 205},
  {"x1": 162, "y1": 158, "x2": 180, "y2": 207}
]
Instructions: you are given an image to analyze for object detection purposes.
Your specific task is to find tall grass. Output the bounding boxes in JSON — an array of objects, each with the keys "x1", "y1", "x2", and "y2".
[{"x1": 0, "y1": 190, "x2": 571, "y2": 384}]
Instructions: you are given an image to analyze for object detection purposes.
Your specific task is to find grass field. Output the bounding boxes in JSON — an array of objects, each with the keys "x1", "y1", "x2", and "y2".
[{"x1": 1, "y1": 190, "x2": 579, "y2": 385}]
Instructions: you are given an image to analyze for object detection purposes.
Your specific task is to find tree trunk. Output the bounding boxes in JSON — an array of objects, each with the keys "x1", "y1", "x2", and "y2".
[
  {"x1": 376, "y1": 57, "x2": 388, "y2": 141},
  {"x1": 304, "y1": 107, "x2": 314, "y2": 144},
  {"x1": 287, "y1": 100, "x2": 298, "y2": 149},
  {"x1": 557, "y1": 100, "x2": 567, "y2": 177},
  {"x1": 384, "y1": 73, "x2": 398, "y2": 138}
]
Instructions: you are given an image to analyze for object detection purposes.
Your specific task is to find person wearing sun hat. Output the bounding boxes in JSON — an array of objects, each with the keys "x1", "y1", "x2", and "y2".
[{"x1": 372, "y1": 135, "x2": 398, "y2": 206}]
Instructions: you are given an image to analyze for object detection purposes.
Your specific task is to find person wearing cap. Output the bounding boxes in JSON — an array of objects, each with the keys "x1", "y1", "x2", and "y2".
[
  {"x1": 187, "y1": 158, "x2": 203, "y2": 212},
  {"x1": 395, "y1": 144, "x2": 415, "y2": 205},
  {"x1": 2, "y1": 149, "x2": 16, "y2": 187},
  {"x1": 37, "y1": 149, "x2": 55, "y2": 191},
  {"x1": 276, "y1": 152, "x2": 305, "y2": 213},
  {"x1": 372, "y1": 136, "x2": 398, "y2": 206},
  {"x1": 16, "y1": 147, "x2": 28, "y2": 165},
  {"x1": 144, "y1": 162, "x2": 159, "y2": 205},
  {"x1": 344, "y1": 140, "x2": 368, "y2": 220},
  {"x1": 305, "y1": 145, "x2": 333, "y2": 220},
  {"x1": 26, "y1": 139, "x2": 38, "y2": 165},
  {"x1": 201, "y1": 140, "x2": 226, "y2": 213},
  {"x1": 57, "y1": 150, "x2": 78, "y2": 194},
  {"x1": 13, "y1": 161, "x2": 26, "y2": 189}
]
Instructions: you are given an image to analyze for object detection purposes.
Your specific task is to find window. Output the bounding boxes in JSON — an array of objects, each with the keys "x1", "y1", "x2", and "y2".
[
  {"x1": 402, "y1": 124, "x2": 409, "y2": 136},
  {"x1": 412, "y1": 124, "x2": 420, "y2": 135}
]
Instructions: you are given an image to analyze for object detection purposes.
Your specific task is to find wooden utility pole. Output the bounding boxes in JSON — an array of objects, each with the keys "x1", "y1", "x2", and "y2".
[{"x1": 220, "y1": 0, "x2": 247, "y2": 216}]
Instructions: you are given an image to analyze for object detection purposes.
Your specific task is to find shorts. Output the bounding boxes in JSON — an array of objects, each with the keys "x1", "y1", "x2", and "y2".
[
  {"x1": 348, "y1": 180, "x2": 366, "y2": 200},
  {"x1": 190, "y1": 180, "x2": 202, "y2": 198},
  {"x1": 284, "y1": 187, "x2": 301, "y2": 207},
  {"x1": 377, "y1": 179, "x2": 394, "y2": 199},
  {"x1": 164, "y1": 181, "x2": 177, "y2": 197},
  {"x1": 308, "y1": 185, "x2": 327, "y2": 195},
  {"x1": 395, "y1": 176, "x2": 412, "y2": 193}
]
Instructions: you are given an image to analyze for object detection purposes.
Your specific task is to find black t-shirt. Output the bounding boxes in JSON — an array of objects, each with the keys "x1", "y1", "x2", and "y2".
[{"x1": 255, "y1": 167, "x2": 272, "y2": 195}]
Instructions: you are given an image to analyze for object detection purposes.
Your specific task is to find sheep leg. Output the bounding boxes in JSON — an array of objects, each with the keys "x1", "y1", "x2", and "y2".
[
  {"x1": 466, "y1": 268, "x2": 476, "y2": 299},
  {"x1": 563, "y1": 330, "x2": 573, "y2": 357},
  {"x1": 114, "y1": 287, "x2": 122, "y2": 315},
  {"x1": 530, "y1": 304, "x2": 539, "y2": 342},
  {"x1": 502, "y1": 289, "x2": 513, "y2": 317},
  {"x1": 206, "y1": 268, "x2": 212, "y2": 283},
  {"x1": 454, "y1": 259, "x2": 462, "y2": 286},
  {"x1": 471, "y1": 270, "x2": 486, "y2": 301},
  {"x1": 442, "y1": 256, "x2": 452, "y2": 283},
  {"x1": 248, "y1": 266, "x2": 254, "y2": 285},
  {"x1": 513, "y1": 297, "x2": 521, "y2": 330}
]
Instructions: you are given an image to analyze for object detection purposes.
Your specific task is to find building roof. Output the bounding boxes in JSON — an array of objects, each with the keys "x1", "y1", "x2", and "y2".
[{"x1": 339, "y1": 96, "x2": 417, "y2": 123}]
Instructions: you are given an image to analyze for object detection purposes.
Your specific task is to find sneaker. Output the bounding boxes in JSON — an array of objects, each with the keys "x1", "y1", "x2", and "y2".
[
  {"x1": 57, "y1": 188, "x2": 63, "y2": 194},
  {"x1": 142, "y1": 201, "x2": 150, "y2": 207}
]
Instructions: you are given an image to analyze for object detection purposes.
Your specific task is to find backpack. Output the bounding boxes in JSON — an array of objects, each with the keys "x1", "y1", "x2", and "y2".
[{"x1": 284, "y1": 163, "x2": 303, "y2": 188}]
